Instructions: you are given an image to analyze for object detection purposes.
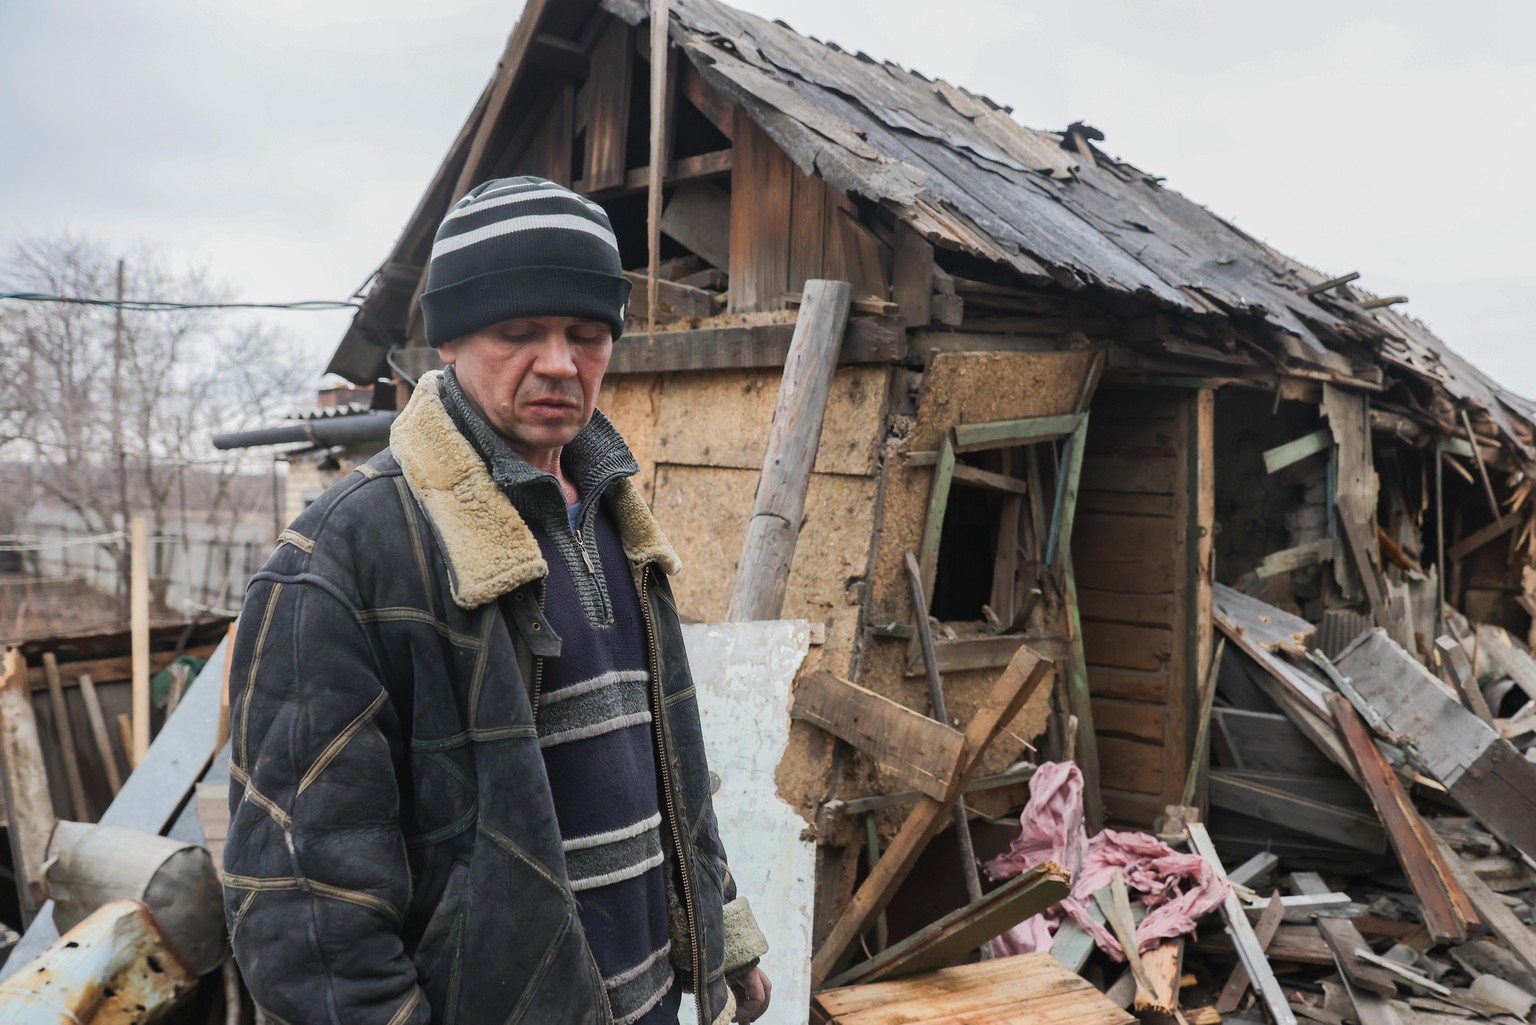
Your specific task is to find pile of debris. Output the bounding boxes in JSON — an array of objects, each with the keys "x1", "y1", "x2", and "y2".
[{"x1": 806, "y1": 587, "x2": 1536, "y2": 1025}]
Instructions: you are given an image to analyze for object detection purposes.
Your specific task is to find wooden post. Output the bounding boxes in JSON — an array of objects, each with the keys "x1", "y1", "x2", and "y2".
[
  {"x1": 725, "y1": 280, "x2": 852, "y2": 621},
  {"x1": 0, "y1": 648, "x2": 57, "y2": 923},
  {"x1": 42, "y1": 653, "x2": 90, "y2": 821},
  {"x1": 645, "y1": 0, "x2": 671, "y2": 344},
  {"x1": 130, "y1": 516, "x2": 150, "y2": 767},
  {"x1": 77, "y1": 674, "x2": 123, "y2": 795}
]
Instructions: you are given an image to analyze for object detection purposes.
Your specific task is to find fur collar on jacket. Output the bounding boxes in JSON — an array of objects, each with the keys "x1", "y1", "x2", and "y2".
[{"x1": 389, "y1": 369, "x2": 681, "y2": 609}]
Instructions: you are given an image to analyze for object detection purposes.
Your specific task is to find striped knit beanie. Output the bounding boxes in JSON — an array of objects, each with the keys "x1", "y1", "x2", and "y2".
[{"x1": 420, "y1": 176, "x2": 632, "y2": 346}]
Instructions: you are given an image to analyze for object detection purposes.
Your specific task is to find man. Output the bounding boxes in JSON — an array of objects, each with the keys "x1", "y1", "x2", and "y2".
[{"x1": 224, "y1": 176, "x2": 771, "y2": 1025}]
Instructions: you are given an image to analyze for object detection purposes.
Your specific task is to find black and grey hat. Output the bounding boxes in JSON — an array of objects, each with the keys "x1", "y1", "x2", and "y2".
[{"x1": 420, "y1": 176, "x2": 632, "y2": 346}]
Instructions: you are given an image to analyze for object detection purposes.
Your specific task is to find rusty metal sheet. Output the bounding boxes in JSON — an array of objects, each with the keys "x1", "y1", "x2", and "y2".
[{"x1": 0, "y1": 899, "x2": 195, "y2": 1023}]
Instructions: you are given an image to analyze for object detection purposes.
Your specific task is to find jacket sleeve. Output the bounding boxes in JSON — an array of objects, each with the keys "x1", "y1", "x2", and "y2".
[{"x1": 224, "y1": 570, "x2": 428, "y2": 1025}]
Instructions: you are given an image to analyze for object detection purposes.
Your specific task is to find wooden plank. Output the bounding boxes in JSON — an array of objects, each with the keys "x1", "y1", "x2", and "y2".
[
  {"x1": 891, "y1": 222, "x2": 934, "y2": 329},
  {"x1": 76, "y1": 673, "x2": 121, "y2": 796},
  {"x1": 811, "y1": 644, "x2": 1053, "y2": 987},
  {"x1": 726, "y1": 280, "x2": 853, "y2": 621},
  {"x1": 1208, "y1": 773, "x2": 1385, "y2": 853},
  {"x1": 1094, "y1": 873, "x2": 1157, "y2": 997},
  {"x1": 1078, "y1": 454, "x2": 1178, "y2": 495},
  {"x1": 1336, "y1": 513, "x2": 1392, "y2": 629},
  {"x1": 816, "y1": 952, "x2": 1135, "y2": 1025},
  {"x1": 824, "y1": 861, "x2": 1071, "y2": 987},
  {"x1": 788, "y1": 165, "x2": 828, "y2": 294},
  {"x1": 1077, "y1": 589, "x2": 1176, "y2": 627},
  {"x1": 1290, "y1": 871, "x2": 1397, "y2": 996},
  {"x1": 951, "y1": 463, "x2": 1029, "y2": 496},
  {"x1": 1433, "y1": 835, "x2": 1536, "y2": 982},
  {"x1": 1091, "y1": 697, "x2": 1167, "y2": 743},
  {"x1": 1185, "y1": 821, "x2": 1296, "y2": 1025},
  {"x1": 1079, "y1": 622, "x2": 1172, "y2": 672},
  {"x1": 728, "y1": 109, "x2": 794, "y2": 312},
  {"x1": 0, "y1": 648, "x2": 54, "y2": 923},
  {"x1": 678, "y1": 58, "x2": 733, "y2": 139},
  {"x1": 1327, "y1": 693, "x2": 1474, "y2": 942},
  {"x1": 1256, "y1": 539, "x2": 1337, "y2": 579},
  {"x1": 1468, "y1": 624, "x2": 1536, "y2": 703},
  {"x1": 606, "y1": 317, "x2": 904, "y2": 373},
  {"x1": 831, "y1": 765, "x2": 1037, "y2": 817},
  {"x1": 130, "y1": 517, "x2": 149, "y2": 767},
  {"x1": 1211, "y1": 708, "x2": 1341, "y2": 777},
  {"x1": 1334, "y1": 629, "x2": 1536, "y2": 861},
  {"x1": 660, "y1": 180, "x2": 731, "y2": 270},
  {"x1": 913, "y1": 436, "x2": 957, "y2": 623},
  {"x1": 41, "y1": 653, "x2": 89, "y2": 822},
  {"x1": 1051, "y1": 903, "x2": 1108, "y2": 973},
  {"x1": 792, "y1": 669, "x2": 965, "y2": 802},
  {"x1": 952, "y1": 413, "x2": 1085, "y2": 451},
  {"x1": 1097, "y1": 737, "x2": 1163, "y2": 794},
  {"x1": 1216, "y1": 890, "x2": 1285, "y2": 1013},
  {"x1": 1213, "y1": 583, "x2": 1316, "y2": 655},
  {"x1": 581, "y1": 18, "x2": 633, "y2": 192},
  {"x1": 622, "y1": 271, "x2": 718, "y2": 322},
  {"x1": 1263, "y1": 429, "x2": 1332, "y2": 473}
]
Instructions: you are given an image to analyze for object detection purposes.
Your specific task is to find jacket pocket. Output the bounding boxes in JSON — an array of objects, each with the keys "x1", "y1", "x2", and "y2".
[{"x1": 412, "y1": 858, "x2": 470, "y2": 992}]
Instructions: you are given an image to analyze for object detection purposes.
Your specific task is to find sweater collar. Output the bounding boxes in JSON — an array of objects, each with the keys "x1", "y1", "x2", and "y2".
[{"x1": 390, "y1": 369, "x2": 680, "y2": 609}]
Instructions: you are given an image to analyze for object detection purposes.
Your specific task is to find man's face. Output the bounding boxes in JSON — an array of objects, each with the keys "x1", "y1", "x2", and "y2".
[{"x1": 437, "y1": 315, "x2": 613, "y2": 459}]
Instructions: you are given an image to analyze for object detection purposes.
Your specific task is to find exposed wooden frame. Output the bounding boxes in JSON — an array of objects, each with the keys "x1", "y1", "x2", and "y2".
[{"x1": 606, "y1": 316, "x2": 903, "y2": 373}]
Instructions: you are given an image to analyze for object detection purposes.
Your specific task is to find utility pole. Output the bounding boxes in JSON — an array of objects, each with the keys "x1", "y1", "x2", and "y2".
[{"x1": 111, "y1": 259, "x2": 129, "y2": 616}]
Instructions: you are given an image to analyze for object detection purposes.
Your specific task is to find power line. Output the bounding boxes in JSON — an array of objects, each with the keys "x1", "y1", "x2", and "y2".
[{"x1": 0, "y1": 292, "x2": 361, "y2": 313}]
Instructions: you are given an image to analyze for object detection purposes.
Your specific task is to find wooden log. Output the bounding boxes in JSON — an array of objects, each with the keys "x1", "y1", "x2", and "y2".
[
  {"x1": 130, "y1": 517, "x2": 150, "y2": 767},
  {"x1": 77, "y1": 674, "x2": 122, "y2": 796},
  {"x1": 1326, "y1": 693, "x2": 1475, "y2": 942},
  {"x1": 1216, "y1": 890, "x2": 1285, "y2": 1013},
  {"x1": 1290, "y1": 871, "x2": 1397, "y2": 996},
  {"x1": 726, "y1": 280, "x2": 852, "y2": 622},
  {"x1": 824, "y1": 861, "x2": 1071, "y2": 987},
  {"x1": 0, "y1": 648, "x2": 56, "y2": 923},
  {"x1": 810, "y1": 644, "x2": 1053, "y2": 987},
  {"x1": 1186, "y1": 821, "x2": 1296, "y2": 1025},
  {"x1": 792, "y1": 669, "x2": 965, "y2": 802},
  {"x1": 42, "y1": 653, "x2": 90, "y2": 822}
]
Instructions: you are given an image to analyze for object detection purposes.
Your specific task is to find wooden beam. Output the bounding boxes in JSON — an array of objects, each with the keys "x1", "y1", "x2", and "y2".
[
  {"x1": 810, "y1": 644, "x2": 1053, "y2": 987},
  {"x1": 829, "y1": 764, "x2": 1037, "y2": 816},
  {"x1": 1446, "y1": 514, "x2": 1516, "y2": 562},
  {"x1": 645, "y1": 0, "x2": 672, "y2": 343},
  {"x1": 0, "y1": 648, "x2": 55, "y2": 924},
  {"x1": 605, "y1": 316, "x2": 903, "y2": 374},
  {"x1": 580, "y1": 148, "x2": 733, "y2": 196},
  {"x1": 1299, "y1": 272, "x2": 1360, "y2": 297},
  {"x1": 823, "y1": 861, "x2": 1071, "y2": 987},
  {"x1": 726, "y1": 280, "x2": 852, "y2": 622},
  {"x1": 1208, "y1": 772, "x2": 1386, "y2": 853},
  {"x1": 1433, "y1": 835, "x2": 1536, "y2": 982},
  {"x1": 1359, "y1": 295, "x2": 1407, "y2": 309},
  {"x1": 451, "y1": 0, "x2": 554, "y2": 199},
  {"x1": 1334, "y1": 629, "x2": 1536, "y2": 862},
  {"x1": 1186, "y1": 821, "x2": 1296, "y2": 1025},
  {"x1": 621, "y1": 271, "x2": 718, "y2": 323},
  {"x1": 1327, "y1": 693, "x2": 1475, "y2": 942},
  {"x1": 953, "y1": 413, "x2": 1085, "y2": 452},
  {"x1": 791, "y1": 669, "x2": 965, "y2": 802},
  {"x1": 23, "y1": 644, "x2": 218, "y2": 693},
  {"x1": 1263, "y1": 428, "x2": 1332, "y2": 473},
  {"x1": 129, "y1": 517, "x2": 149, "y2": 768},
  {"x1": 42, "y1": 653, "x2": 89, "y2": 822},
  {"x1": 678, "y1": 59, "x2": 733, "y2": 139}
]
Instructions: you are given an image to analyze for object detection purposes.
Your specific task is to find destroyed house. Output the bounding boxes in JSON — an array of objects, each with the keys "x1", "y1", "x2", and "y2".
[{"x1": 325, "y1": 0, "x2": 1536, "y2": 906}]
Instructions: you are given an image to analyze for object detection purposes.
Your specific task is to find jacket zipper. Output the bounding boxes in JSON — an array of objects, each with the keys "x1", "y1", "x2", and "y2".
[
  {"x1": 527, "y1": 578, "x2": 612, "y2": 1023},
  {"x1": 639, "y1": 566, "x2": 705, "y2": 1025}
]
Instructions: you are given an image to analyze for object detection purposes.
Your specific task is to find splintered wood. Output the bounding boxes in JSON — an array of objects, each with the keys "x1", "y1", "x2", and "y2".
[{"x1": 815, "y1": 952, "x2": 1136, "y2": 1025}]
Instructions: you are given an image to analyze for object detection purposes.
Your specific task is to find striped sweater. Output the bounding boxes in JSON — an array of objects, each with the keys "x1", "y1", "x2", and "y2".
[{"x1": 531, "y1": 502, "x2": 679, "y2": 1025}]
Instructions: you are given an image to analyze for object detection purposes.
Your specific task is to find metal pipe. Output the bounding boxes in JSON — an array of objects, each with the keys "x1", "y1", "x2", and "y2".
[{"x1": 211, "y1": 411, "x2": 398, "y2": 451}]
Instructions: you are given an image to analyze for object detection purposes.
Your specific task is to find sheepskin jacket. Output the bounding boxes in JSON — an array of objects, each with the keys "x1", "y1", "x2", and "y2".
[{"x1": 223, "y1": 370, "x2": 767, "y2": 1025}]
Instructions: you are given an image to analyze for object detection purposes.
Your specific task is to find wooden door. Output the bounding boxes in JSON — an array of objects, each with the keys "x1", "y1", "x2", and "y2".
[{"x1": 1071, "y1": 388, "x2": 1212, "y2": 826}]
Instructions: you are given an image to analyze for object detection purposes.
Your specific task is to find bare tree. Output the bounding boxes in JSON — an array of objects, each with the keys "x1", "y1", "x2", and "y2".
[{"x1": 0, "y1": 234, "x2": 317, "y2": 612}]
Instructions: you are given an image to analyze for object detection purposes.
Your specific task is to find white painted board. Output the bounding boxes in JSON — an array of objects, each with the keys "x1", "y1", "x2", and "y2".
[{"x1": 677, "y1": 621, "x2": 815, "y2": 1025}]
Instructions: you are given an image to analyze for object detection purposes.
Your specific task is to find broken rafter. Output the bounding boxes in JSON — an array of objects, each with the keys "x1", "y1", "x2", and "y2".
[{"x1": 1300, "y1": 271, "x2": 1360, "y2": 297}]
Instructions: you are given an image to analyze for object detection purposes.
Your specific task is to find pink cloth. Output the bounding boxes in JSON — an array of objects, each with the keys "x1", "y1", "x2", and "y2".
[{"x1": 984, "y1": 762, "x2": 1230, "y2": 961}]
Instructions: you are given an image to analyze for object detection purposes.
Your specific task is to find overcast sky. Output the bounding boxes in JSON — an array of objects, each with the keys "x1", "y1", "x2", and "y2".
[{"x1": 2, "y1": 0, "x2": 1531, "y2": 399}]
